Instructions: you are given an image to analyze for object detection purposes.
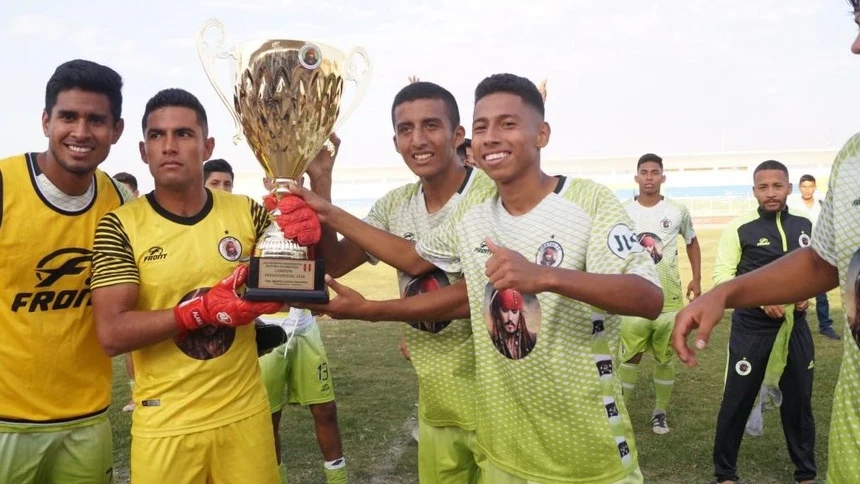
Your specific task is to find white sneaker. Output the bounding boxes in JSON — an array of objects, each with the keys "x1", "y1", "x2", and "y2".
[{"x1": 651, "y1": 412, "x2": 670, "y2": 435}]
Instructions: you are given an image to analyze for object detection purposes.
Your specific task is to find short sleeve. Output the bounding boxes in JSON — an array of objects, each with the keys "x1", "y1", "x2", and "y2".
[
  {"x1": 249, "y1": 198, "x2": 271, "y2": 241},
  {"x1": 585, "y1": 183, "x2": 660, "y2": 288},
  {"x1": 680, "y1": 205, "x2": 697, "y2": 245},
  {"x1": 91, "y1": 212, "x2": 140, "y2": 289},
  {"x1": 415, "y1": 210, "x2": 463, "y2": 274}
]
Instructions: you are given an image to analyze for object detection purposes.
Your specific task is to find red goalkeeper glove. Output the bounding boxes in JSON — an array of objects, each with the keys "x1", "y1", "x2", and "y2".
[
  {"x1": 173, "y1": 265, "x2": 282, "y2": 332},
  {"x1": 275, "y1": 194, "x2": 321, "y2": 246}
]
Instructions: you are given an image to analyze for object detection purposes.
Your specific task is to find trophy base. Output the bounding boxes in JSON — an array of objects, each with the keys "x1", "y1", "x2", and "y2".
[{"x1": 245, "y1": 256, "x2": 329, "y2": 304}]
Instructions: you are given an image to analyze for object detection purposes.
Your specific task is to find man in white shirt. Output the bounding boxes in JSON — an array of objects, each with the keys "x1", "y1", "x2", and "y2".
[{"x1": 793, "y1": 174, "x2": 839, "y2": 340}]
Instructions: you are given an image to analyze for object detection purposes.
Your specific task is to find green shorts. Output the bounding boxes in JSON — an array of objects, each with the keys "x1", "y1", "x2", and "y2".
[
  {"x1": 417, "y1": 418, "x2": 480, "y2": 484},
  {"x1": 0, "y1": 413, "x2": 112, "y2": 484},
  {"x1": 619, "y1": 311, "x2": 677, "y2": 365},
  {"x1": 259, "y1": 322, "x2": 335, "y2": 411},
  {"x1": 475, "y1": 457, "x2": 643, "y2": 484}
]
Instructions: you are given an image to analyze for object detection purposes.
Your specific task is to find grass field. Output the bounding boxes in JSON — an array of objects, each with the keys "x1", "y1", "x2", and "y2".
[{"x1": 107, "y1": 227, "x2": 846, "y2": 483}]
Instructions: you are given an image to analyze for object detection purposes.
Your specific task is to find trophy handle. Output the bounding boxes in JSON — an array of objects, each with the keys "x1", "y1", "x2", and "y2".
[
  {"x1": 197, "y1": 18, "x2": 244, "y2": 145},
  {"x1": 332, "y1": 46, "x2": 372, "y2": 133}
]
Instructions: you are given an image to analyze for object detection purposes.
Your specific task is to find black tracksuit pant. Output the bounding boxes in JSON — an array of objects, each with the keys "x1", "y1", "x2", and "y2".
[{"x1": 713, "y1": 312, "x2": 816, "y2": 482}]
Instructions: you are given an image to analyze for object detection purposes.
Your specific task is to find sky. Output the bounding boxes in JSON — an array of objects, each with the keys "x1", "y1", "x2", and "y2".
[{"x1": 2, "y1": 1, "x2": 859, "y2": 193}]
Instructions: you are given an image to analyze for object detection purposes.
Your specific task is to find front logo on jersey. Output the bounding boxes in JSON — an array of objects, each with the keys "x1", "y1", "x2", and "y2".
[
  {"x1": 173, "y1": 288, "x2": 235, "y2": 360},
  {"x1": 756, "y1": 238, "x2": 771, "y2": 247},
  {"x1": 218, "y1": 236, "x2": 242, "y2": 261},
  {"x1": 11, "y1": 248, "x2": 93, "y2": 313},
  {"x1": 735, "y1": 358, "x2": 752, "y2": 376},
  {"x1": 853, "y1": 197, "x2": 860, "y2": 206},
  {"x1": 798, "y1": 232, "x2": 811, "y2": 248},
  {"x1": 536, "y1": 241, "x2": 563, "y2": 267},
  {"x1": 660, "y1": 217, "x2": 672, "y2": 230},
  {"x1": 403, "y1": 270, "x2": 452, "y2": 333},
  {"x1": 474, "y1": 241, "x2": 492, "y2": 255},
  {"x1": 846, "y1": 249, "x2": 860, "y2": 350},
  {"x1": 637, "y1": 232, "x2": 664, "y2": 264},
  {"x1": 484, "y1": 285, "x2": 540, "y2": 360},
  {"x1": 143, "y1": 246, "x2": 168, "y2": 262},
  {"x1": 607, "y1": 224, "x2": 645, "y2": 260}
]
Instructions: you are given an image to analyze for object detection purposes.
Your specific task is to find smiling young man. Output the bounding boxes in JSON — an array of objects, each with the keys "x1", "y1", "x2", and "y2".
[
  {"x1": 0, "y1": 59, "x2": 131, "y2": 484},
  {"x1": 297, "y1": 82, "x2": 484, "y2": 483},
  {"x1": 617, "y1": 153, "x2": 701, "y2": 435},
  {"x1": 292, "y1": 74, "x2": 662, "y2": 484},
  {"x1": 88, "y1": 88, "x2": 319, "y2": 483}
]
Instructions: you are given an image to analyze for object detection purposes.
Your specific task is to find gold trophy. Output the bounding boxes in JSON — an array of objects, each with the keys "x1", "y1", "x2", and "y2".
[{"x1": 197, "y1": 18, "x2": 371, "y2": 303}]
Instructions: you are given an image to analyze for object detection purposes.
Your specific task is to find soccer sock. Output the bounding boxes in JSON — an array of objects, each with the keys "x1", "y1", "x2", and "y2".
[
  {"x1": 618, "y1": 362, "x2": 640, "y2": 393},
  {"x1": 278, "y1": 462, "x2": 288, "y2": 484},
  {"x1": 324, "y1": 457, "x2": 347, "y2": 484},
  {"x1": 653, "y1": 361, "x2": 675, "y2": 413}
]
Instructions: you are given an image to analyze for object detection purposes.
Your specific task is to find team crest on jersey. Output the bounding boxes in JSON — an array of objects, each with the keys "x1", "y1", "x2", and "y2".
[
  {"x1": 536, "y1": 240, "x2": 563, "y2": 267},
  {"x1": 637, "y1": 232, "x2": 664, "y2": 264},
  {"x1": 403, "y1": 270, "x2": 452, "y2": 333},
  {"x1": 735, "y1": 358, "x2": 752, "y2": 376},
  {"x1": 218, "y1": 236, "x2": 242, "y2": 261},
  {"x1": 607, "y1": 224, "x2": 645, "y2": 260},
  {"x1": 403, "y1": 232, "x2": 415, "y2": 241},
  {"x1": 660, "y1": 217, "x2": 672, "y2": 230},
  {"x1": 798, "y1": 232, "x2": 811, "y2": 248}
]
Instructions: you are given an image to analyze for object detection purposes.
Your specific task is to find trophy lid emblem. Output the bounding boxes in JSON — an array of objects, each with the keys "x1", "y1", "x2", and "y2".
[{"x1": 299, "y1": 43, "x2": 322, "y2": 70}]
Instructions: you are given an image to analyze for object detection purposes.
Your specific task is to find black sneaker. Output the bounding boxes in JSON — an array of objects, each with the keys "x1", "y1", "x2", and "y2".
[
  {"x1": 820, "y1": 328, "x2": 842, "y2": 340},
  {"x1": 651, "y1": 412, "x2": 670, "y2": 435}
]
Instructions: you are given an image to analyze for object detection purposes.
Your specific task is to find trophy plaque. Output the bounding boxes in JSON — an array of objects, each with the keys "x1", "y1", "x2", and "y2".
[{"x1": 197, "y1": 18, "x2": 371, "y2": 303}]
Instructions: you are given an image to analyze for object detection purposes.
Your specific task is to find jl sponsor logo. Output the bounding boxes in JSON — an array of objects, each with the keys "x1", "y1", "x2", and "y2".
[{"x1": 756, "y1": 238, "x2": 771, "y2": 247}]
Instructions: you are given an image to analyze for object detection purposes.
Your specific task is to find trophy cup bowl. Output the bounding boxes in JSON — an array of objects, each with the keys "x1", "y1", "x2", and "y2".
[{"x1": 198, "y1": 18, "x2": 371, "y2": 303}]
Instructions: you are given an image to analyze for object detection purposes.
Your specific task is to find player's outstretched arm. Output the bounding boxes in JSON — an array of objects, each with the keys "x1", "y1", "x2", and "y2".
[
  {"x1": 299, "y1": 277, "x2": 470, "y2": 322},
  {"x1": 483, "y1": 238, "x2": 662, "y2": 319},
  {"x1": 300, "y1": 134, "x2": 368, "y2": 277},
  {"x1": 93, "y1": 265, "x2": 282, "y2": 356},
  {"x1": 673, "y1": 247, "x2": 838, "y2": 367},
  {"x1": 289, "y1": 183, "x2": 436, "y2": 276},
  {"x1": 92, "y1": 284, "x2": 183, "y2": 357}
]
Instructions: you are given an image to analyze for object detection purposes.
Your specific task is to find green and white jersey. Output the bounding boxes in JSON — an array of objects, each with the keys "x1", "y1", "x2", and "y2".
[
  {"x1": 364, "y1": 166, "x2": 484, "y2": 430},
  {"x1": 416, "y1": 176, "x2": 660, "y2": 483},
  {"x1": 811, "y1": 132, "x2": 860, "y2": 484},
  {"x1": 623, "y1": 197, "x2": 696, "y2": 312}
]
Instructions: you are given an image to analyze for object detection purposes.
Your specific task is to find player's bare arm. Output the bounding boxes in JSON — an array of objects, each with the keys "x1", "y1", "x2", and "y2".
[
  {"x1": 686, "y1": 236, "x2": 702, "y2": 300},
  {"x1": 301, "y1": 277, "x2": 470, "y2": 323},
  {"x1": 291, "y1": 183, "x2": 436, "y2": 276},
  {"x1": 92, "y1": 283, "x2": 182, "y2": 357},
  {"x1": 484, "y1": 238, "x2": 662, "y2": 319},
  {"x1": 673, "y1": 247, "x2": 838, "y2": 367}
]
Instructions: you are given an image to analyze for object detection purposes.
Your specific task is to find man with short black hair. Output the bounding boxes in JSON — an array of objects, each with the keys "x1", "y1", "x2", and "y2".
[
  {"x1": 0, "y1": 58, "x2": 129, "y2": 484},
  {"x1": 793, "y1": 173, "x2": 839, "y2": 340},
  {"x1": 707, "y1": 160, "x2": 816, "y2": 484},
  {"x1": 203, "y1": 158, "x2": 234, "y2": 193}
]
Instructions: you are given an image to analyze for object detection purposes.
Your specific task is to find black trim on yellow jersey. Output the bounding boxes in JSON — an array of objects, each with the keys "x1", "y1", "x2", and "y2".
[
  {"x1": 0, "y1": 405, "x2": 108, "y2": 425},
  {"x1": 456, "y1": 166, "x2": 474, "y2": 194},
  {"x1": 553, "y1": 175, "x2": 567, "y2": 194},
  {"x1": 145, "y1": 188, "x2": 214, "y2": 225},
  {"x1": 26, "y1": 153, "x2": 100, "y2": 216},
  {"x1": 107, "y1": 177, "x2": 126, "y2": 202}
]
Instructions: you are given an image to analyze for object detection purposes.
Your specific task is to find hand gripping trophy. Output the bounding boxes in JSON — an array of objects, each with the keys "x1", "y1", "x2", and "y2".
[{"x1": 197, "y1": 18, "x2": 371, "y2": 304}]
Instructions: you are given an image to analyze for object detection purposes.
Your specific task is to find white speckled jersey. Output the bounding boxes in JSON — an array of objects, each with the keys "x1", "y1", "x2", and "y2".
[
  {"x1": 364, "y1": 167, "x2": 486, "y2": 429},
  {"x1": 416, "y1": 176, "x2": 660, "y2": 483},
  {"x1": 623, "y1": 197, "x2": 695, "y2": 312},
  {"x1": 811, "y1": 132, "x2": 860, "y2": 484}
]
